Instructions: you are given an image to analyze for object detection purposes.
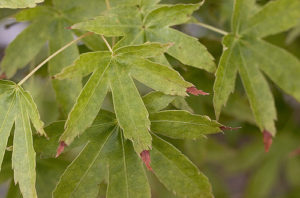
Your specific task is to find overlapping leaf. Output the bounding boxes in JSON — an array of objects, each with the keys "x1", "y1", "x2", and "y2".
[
  {"x1": 0, "y1": 0, "x2": 135, "y2": 115},
  {"x1": 71, "y1": 1, "x2": 216, "y2": 72},
  {"x1": 52, "y1": 105, "x2": 223, "y2": 198},
  {"x1": 0, "y1": 80, "x2": 46, "y2": 198},
  {"x1": 55, "y1": 42, "x2": 194, "y2": 153},
  {"x1": 213, "y1": 0, "x2": 300, "y2": 141}
]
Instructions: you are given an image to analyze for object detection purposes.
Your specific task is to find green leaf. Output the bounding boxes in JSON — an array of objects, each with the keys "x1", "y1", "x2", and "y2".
[
  {"x1": 54, "y1": 51, "x2": 111, "y2": 79},
  {"x1": 243, "y1": 0, "x2": 300, "y2": 37},
  {"x1": 12, "y1": 93, "x2": 37, "y2": 198},
  {"x1": 0, "y1": 0, "x2": 43, "y2": 8},
  {"x1": 56, "y1": 42, "x2": 193, "y2": 153},
  {"x1": 144, "y1": 4, "x2": 200, "y2": 28},
  {"x1": 1, "y1": 19, "x2": 52, "y2": 78},
  {"x1": 59, "y1": 64, "x2": 110, "y2": 145},
  {"x1": 121, "y1": 56, "x2": 192, "y2": 96},
  {"x1": 142, "y1": 91, "x2": 176, "y2": 113},
  {"x1": 71, "y1": 2, "x2": 215, "y2": 72},
  {"x1": 231, "y1": 0, "x2": 258, "y2": 33},
  {"x1": 109, "y1": 63, "x2": 152, "y2": 153},
  {"x1": 241, "y1": 37, "x2": 300, "y2": 102},
  {"x1": 107, "y1": 130, "x2": 151, "y2": 198},
  {"x1": 150, "y1": 110, "x2": 222, "y2": 139},
  {"x1": 114, "y1": 42, "x2": 171, "y2": 58},
  {"x1": 151, "y1": 134, "x2": 213, "y2": 198},
  {"x1": 213, "y1": 34, "x2": 239, "y2": 119},
  {"x1": 147, "y1": 28, "x2": 216, "y2": 72},
  {"x1": 53, "y1": 128, "x2": 114, "y2": 198},
  {"x1": 48, "y1": 18, "x2": 82, "y2": 115},
  {"x1": 238, "y1": 44, "x2": 277, "y2": 134}
]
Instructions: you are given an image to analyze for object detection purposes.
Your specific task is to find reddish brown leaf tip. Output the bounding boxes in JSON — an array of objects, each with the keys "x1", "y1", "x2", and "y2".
[
  {"x1": 140, "y1": 150, "x2": 152, "y2": 171},
  {"x1": 289, "y1": 147, "x2": 300, "y2": 157},
  {"x1": 65, "y1": 26, "x2": 73, "y2": 29},
  {"x1": 0, "y1": 73, "x2": 7, "y2": 79},
  {"x1": 220, "y1": 126, "x2": 241, "y2": 131},
  {"x1": 263, "y1": 130, "x2": 273, "y2": 153},
  {"x1": 186, "y1": 87, "x2": 209, "y2": 96},
  {"x1": 56, "y1": 141, "x2": 67, "y2": 158}
]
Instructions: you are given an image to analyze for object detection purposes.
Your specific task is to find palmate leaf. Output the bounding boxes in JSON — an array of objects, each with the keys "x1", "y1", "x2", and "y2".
[
  {"x1": 213, "y1": 0, "x2": 300, "y2": 143},
  {"x1": 0, "y1": 0, "x2": 136, "y2": 115},
  {"x1": 52, "y1": 106, "x2": 222, "y2": 198},
  {"x1": 0, "y1": 0, "x2": 43, "y2": 8},
  {"x1": 55, "y1": 42, "x2": 193, "y2": 153},
  {"x1": 71, "y1": 1, "x2": 216, "y2": 72},
  {"x1": 0, "y1": 80, "x2": 46, "y2": 198}
]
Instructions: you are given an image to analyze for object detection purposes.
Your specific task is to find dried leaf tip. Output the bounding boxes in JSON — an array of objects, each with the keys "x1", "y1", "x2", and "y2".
[
  {"x1": 56, "y1": 141, "x2": 67, "y2": 158},
  {"x1": 0, "y1": 73, "x2": 6, "y2": 79},
  {"x1": 186, "y1": 87, "x2": 209, "y2": 96},
  {"x1": 220, "y1": 126, "x2": 241, "y2": 131},
  {"x1": 65, "y1": 26, "x2": 72, "y2": 30},
  {"x1": 263, "y1": 130, "x2": 273, "y2": 153},
  {"x1": 140, "y1": 150, "x2": 152, "y2": 171}
]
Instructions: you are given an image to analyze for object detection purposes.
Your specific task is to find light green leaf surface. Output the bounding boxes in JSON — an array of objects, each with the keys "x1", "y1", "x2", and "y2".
[
  {"x1": 0, "y1": 0, "x2": 43, "y2": 8},
  {"x1": 107, "y1": 130, "x2": 151, "y2": 198},
  {"x1": 150, "y1": 110, "x2": 222, "y2": 139},
  {"x1": 59, "y1": 63, "x2": 110, "y2": 145},
  {"x1": 53, "y1": 129, "x2": 114, "y2": 198},
  {"x1": 243, "y1": 0, "x2": 300, "y2": 38},
  {"x1": 57, "y1": 42, "x2": 193, "y2": 153},
  {"x1": 241, "y1": 37, "x2": 300, "y2": 102},
  {"x1": 147, "y1": 28, "x2": 216, "y2": 72},
  {"x1": 109, "y1": 63, "x2": 151, "y2": 153},
  {"x1": 71, "y1": 1, "x2": 215, "y2": 73},
  {"x1": 12, "y1": 92, "x2": 37, "y2": 198},
  {"x1": 151, "y1": 134, "x2": 213, "y2": 198},
  {"x1": 144, "y1": 4, "x2": 200, "y2": 28},
  {"x1": 143, "y1": 91, "x2": 176, "y2": 113},
  {"x1": 238, "y1": 44, "x2": 277, "y2": 134},
  {"x1": 0, "y1": 81, "x2": 46, "y2": 198},
  {"x1": 122, "y1": 57, "x2": 192, "y2": 96}
]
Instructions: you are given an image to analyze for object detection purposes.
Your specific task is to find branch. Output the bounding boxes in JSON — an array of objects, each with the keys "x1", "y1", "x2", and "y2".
[{"x1": 18, "y1": 32, "x2": 93, "y2": 86}]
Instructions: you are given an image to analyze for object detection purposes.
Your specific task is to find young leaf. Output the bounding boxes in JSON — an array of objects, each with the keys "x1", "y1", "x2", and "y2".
[
  {"x1": 151, "y1": 134, "x2": 213, "y2": 198},
  {"x1": 150, "y1": 110, "x2": 222, "y2": 139},
  {"x1": 56, "y1": 43, "x2": 194, "y2": 153},
  {"x1": 71, "y1": 2, "x2": 216, "y2": 72}
]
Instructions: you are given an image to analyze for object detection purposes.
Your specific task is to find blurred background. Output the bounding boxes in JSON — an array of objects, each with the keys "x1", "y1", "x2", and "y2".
[{"x1": 0, "y1": 0, "x2": 300, "y2": 197}]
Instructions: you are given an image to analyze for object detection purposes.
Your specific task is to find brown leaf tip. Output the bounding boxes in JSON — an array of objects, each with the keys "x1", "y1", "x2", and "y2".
[
  {"x1": 289, "y1": 147, "x2": 300, "y2": 157},
  {"x1": 220, "y1": 126, "x2": 241, "y2": 131},
  {"x1": 65, "y1": 26, "x2": 73, "y2": 30},
  {"x1": 140, "y1": 150, "x2": 152, "y2": 171},
  {"x1": 0, "y1": 73, "x2": 7, "y2": 80},
  {"x1": 186, "y1": 87, "x2": 209, "y2": 96},
  {"x1": 56, "y1": 141, "x2": 67, "y2": 158},
  {"x1": 263, "y1": 130, "x2": 273, "y2": 153}
]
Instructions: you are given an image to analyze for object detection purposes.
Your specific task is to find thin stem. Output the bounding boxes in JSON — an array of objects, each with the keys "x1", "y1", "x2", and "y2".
[
  {"x1": 100, "y1": 35, "x2": 113, "y2": 53},
  {"x1": 191, "y1": 22, "x2": 228, "y2": 36},
  {"x1": 105, "y1": 0, "x2": 111, "y2": 10},
  {"x1": 18, "y1": 32, "x2": 93, "y2": 86}
]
